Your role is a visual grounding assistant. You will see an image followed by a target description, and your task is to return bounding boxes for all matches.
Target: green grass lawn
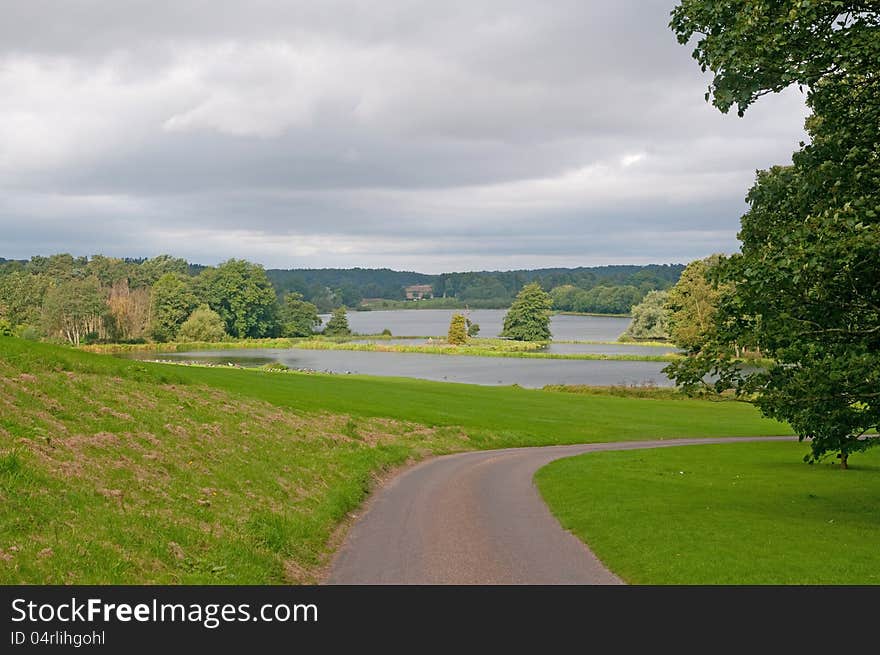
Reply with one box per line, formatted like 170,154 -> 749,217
535,441 -> 880,584
172,368 -> 788,447
0,337 -> 792,584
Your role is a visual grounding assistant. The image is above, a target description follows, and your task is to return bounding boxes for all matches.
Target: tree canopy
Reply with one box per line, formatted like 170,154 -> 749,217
177,305 -> 227,342
622,290 -> 670,342
502,283 -> 552,342
447,313 -> 468,345
322,306 -> 351,337
149,273 -> 197,343
196,259 -> 278,339
279,292 -> 321,338
665,255 -> 731,352
666,0 -> 880,467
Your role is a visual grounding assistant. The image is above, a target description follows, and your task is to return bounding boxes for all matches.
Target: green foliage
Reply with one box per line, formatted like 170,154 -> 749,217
466,319 -> 480,338
670,1 -> 879,117
196,259 -> 279,339
322,307 -> 351,337
131,254 -> 189,287
622,290 -> 670,342
447,313 -> 468,345
149,273 -> 197,342
177,305 -> 227,342
278,292 -> 321,337
0,318 -> 13,337
502,283 -> 552,341
268,265 -> 684,310
0,271 -> 48,328
550,284 -> 644,314
667,1 -> 880,466
41,277 -> 106,346
381,328 -> 392,336
665,256 -> 731,352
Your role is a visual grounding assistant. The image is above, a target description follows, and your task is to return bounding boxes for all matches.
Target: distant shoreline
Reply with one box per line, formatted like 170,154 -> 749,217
81,335 -> 679,362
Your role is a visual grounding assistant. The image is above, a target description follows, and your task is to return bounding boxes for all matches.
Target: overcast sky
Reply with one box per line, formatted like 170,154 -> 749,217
0,0 -> 809,273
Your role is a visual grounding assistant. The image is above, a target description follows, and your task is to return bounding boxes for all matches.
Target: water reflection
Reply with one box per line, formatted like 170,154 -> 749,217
126,348 -> 674,389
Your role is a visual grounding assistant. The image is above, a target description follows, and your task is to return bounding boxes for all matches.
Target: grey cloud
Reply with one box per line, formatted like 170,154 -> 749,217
0,1 -> 809,271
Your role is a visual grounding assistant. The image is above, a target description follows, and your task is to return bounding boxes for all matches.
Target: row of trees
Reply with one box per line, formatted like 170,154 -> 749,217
622,255 -> 729,351
549,284 -> 647,315
444,283 -> 552,345
269,264 -> 683,310
0,254 -> 679,343
0,255 -> 328,344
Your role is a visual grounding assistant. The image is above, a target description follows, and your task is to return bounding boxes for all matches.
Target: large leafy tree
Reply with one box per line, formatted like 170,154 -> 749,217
0,271 -> 48,329
279,292 -> 321,337
666,1 -> 880,467
149,273 -> 198,342
622,290 -> 670,342
502,283 -> 552,341
196,259 -> 279,339
41,277 -> 106,345
665,255 -> 731,352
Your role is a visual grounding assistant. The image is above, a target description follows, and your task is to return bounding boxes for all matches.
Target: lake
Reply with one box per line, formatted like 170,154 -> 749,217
319,309 -> 632,341
132,348 -> 675,389
124,312 -> 678,388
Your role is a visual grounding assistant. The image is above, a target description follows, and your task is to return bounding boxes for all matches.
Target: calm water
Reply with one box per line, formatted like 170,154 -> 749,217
319,309 -> 631,341
131,348 -> 674,388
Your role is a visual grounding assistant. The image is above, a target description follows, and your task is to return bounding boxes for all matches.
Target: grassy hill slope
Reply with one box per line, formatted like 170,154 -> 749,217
0,338 -> 790,583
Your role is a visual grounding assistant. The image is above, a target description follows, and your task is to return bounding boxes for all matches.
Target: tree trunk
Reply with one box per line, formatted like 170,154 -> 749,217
840,452 -> 848,470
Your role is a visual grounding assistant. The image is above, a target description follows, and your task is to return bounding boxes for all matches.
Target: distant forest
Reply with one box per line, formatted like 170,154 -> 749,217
268,264 -> 685,312
0,254 -> 684,344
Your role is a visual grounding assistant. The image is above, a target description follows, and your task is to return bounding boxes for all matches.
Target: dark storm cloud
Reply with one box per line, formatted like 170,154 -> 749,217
0,1 -> 808,271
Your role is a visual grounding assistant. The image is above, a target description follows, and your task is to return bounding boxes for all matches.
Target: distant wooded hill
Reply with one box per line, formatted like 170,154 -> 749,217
266,264 -> 685,312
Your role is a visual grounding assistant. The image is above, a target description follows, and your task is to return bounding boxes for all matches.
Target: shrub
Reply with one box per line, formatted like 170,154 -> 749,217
177,305 -> 227,342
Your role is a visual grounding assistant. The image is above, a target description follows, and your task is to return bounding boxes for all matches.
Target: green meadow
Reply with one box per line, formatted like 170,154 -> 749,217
0,337 -> 789,583
536,441 -> 880,584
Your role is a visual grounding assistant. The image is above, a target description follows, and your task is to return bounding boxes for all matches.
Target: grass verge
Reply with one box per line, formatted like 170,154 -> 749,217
535,441 -> 880,584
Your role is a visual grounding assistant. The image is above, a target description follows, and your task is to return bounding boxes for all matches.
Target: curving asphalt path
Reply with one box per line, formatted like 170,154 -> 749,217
326,436 -> 795,584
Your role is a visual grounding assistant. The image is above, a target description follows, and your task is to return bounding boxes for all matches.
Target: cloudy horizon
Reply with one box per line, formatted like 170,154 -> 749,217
0,1 -> 809,274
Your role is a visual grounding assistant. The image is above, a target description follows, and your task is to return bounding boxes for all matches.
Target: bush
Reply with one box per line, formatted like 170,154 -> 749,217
177,305 -> 227,342
18,326 -> 41,341
381,328 -> 392,336
0,319 -> 13,337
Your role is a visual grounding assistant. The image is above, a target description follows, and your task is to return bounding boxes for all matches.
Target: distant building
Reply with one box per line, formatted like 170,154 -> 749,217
405,284 -> 434,301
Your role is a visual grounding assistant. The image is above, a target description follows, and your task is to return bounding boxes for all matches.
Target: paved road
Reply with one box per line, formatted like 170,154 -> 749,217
326,436 -> 794,584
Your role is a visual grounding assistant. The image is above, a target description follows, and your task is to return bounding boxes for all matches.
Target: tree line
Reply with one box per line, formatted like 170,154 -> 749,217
621,254 -> 729,351
268,264 -> 683,312
0,254 -> 323,344
0,255 -> 683,343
